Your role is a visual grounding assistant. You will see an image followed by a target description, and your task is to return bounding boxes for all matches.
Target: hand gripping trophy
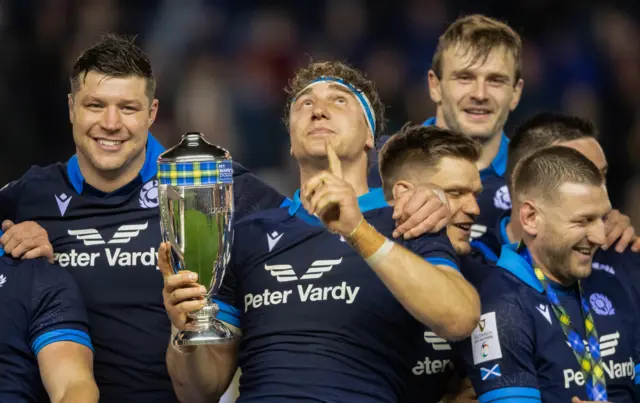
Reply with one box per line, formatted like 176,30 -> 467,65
157,132 -> 240,346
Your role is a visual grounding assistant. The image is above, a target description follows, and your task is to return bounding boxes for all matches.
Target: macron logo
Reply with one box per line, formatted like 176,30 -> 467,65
536,304 -> 552,324
267,231 -> 284,252
55,193 -> 72,216
0,274 -> 6,287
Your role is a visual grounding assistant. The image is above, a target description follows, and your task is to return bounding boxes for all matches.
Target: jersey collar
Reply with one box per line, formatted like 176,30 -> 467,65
422,117 -> 509,178
66,132 -> 165,195
498,214 -> 512,245
497,242 -> 544,293
288,188 -> 388,227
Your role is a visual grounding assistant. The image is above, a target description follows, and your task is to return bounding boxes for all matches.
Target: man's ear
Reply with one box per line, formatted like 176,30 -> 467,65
392,180 -> 415,201
520,200 -> 539,237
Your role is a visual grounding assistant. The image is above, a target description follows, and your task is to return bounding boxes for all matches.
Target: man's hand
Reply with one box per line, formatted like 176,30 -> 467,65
391,185 -> 450,239
0,220 -> 54,263
300,139 -> 363,236
158,242 -> 208,331
602,209 -> 640,253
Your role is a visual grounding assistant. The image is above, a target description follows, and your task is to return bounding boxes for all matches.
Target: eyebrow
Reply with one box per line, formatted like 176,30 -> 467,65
451,69 -> 511,81
443,184 -> 484,194
296,83 -> 353,100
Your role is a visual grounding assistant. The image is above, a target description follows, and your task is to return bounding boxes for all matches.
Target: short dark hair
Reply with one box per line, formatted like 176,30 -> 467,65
70,33 -> 156,101
378,124 -> 481,199
283,60 -> 385,137
512,145 -> 604,204
431,14 -> 522,84
506,112 -> 598,190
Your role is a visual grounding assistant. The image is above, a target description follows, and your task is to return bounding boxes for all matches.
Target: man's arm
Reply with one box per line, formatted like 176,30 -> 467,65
166,326 -> 240,403
347,221 -> 480,340
37,341 -> 98,403
301,141 -> 478,339
159,242 -> 240,402
28,259 -> 97,402
453,291 -> 541,403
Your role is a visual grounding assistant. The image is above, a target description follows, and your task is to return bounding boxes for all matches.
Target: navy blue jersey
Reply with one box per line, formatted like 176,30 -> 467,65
470,213 -> 510,264
474,214 -> 640,309
367,118 -> 511,240
455,243 -> 640,403
216,188 -> 459,402
0,252 -> 93,402
0,134 -> 286,402
407,251 -> 497,403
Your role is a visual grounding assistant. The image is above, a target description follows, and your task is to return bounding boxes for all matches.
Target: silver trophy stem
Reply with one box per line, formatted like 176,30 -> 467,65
173,302 -> 241,347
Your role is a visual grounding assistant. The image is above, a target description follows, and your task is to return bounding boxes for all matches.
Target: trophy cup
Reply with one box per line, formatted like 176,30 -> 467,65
157,132 -> 240,346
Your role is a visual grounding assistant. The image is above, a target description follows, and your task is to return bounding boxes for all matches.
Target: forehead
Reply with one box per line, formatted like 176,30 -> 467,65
558,138 -> 607,171
552,182 -> 611,215
296,81 -> 354,99
76,71 -> 148,98
429,156 -> 482,189
441,44 -> 517,76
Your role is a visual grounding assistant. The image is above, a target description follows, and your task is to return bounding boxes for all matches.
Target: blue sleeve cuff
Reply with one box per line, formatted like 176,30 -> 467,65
279,198 -> 292,208
31,329 -> 93,356
479,387 -> 541,403
426,257 -> 459,271
635,363 -> 640,384
214,299 -> 240,328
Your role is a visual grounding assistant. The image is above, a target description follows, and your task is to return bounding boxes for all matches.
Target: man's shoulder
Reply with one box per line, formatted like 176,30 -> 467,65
2,163 -> 67,191
477,268 -> 531,306
0,256 -> 75,297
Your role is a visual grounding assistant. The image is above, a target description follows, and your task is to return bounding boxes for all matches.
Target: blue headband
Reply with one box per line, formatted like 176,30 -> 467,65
296,76 -> 376,137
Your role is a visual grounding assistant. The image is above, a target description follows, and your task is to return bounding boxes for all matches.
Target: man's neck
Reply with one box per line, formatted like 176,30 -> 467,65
527,245 -> 575,287
505,210 -> 521,243
433,112 -> 503,171
76,150 -> 146,194
298,156 -> 369,197
475,132 -> 503,171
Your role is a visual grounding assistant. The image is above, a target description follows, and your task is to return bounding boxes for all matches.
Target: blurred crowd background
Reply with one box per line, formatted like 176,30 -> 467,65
1,0 -> 640,225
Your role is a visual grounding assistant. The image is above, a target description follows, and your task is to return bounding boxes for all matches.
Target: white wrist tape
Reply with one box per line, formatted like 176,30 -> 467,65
364,238 -> 394,266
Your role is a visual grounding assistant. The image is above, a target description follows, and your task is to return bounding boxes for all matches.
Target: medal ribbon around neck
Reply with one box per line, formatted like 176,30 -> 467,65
517,242 -> 608,401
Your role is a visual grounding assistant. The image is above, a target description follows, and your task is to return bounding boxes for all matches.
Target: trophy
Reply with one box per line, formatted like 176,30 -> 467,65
157,132 -> 240,346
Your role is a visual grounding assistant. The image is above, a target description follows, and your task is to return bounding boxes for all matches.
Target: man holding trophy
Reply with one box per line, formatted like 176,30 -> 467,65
159,61 -> 481,402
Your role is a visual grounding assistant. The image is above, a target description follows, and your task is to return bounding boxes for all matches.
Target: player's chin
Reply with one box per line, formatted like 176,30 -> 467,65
569,258 -> 593,280
90,154 -> 131,172
452,238 -> 472,256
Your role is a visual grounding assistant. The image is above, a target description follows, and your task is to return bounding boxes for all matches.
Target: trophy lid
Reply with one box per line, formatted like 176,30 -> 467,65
158,132 -> 231,162
157,133 -> 233,186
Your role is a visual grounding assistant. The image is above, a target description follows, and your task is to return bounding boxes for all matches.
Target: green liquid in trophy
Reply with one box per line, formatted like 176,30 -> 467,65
183,209 -> 220,292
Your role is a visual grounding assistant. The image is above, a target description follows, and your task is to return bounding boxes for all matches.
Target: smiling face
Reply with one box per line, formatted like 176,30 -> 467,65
426,156 -> 482,254
288,81 -> 373,162
69,70 -> 158,181
525,182 -> 611,283
428,45 -> 523,141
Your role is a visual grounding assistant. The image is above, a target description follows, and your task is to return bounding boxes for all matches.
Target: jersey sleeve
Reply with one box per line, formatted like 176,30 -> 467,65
232,162 -> 286,222
403,229 -> 459,271
213,236 -> 241,328
453,287 -> 541,403
28,259 -> 93,356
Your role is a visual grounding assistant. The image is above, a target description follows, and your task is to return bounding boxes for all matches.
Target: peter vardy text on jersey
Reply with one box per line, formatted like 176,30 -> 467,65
53,223 -> 158,269
244,282 -> 360,312
54,247 -> 158,268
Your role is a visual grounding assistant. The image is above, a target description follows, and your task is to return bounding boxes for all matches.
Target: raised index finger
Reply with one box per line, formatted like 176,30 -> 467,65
325,138 -> 342,179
